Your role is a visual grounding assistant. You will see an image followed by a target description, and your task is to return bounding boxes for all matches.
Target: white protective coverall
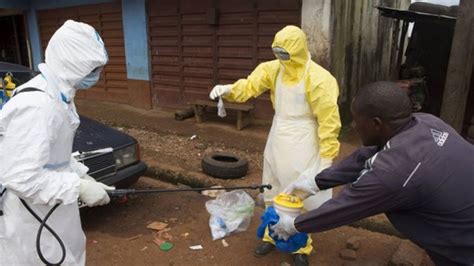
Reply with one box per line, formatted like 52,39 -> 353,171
0,20 -> 108,265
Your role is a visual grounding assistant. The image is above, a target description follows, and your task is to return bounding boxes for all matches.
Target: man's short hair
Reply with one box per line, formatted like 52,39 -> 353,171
353,81 -> 412,122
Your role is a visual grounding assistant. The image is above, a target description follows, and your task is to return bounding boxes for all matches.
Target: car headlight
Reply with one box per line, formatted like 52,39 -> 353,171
114,144 -> 138,169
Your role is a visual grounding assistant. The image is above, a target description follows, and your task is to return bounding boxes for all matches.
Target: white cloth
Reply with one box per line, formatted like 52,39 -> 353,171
0,20 -> 107,265
217,97 -> 227,118
262,61 -> 332,210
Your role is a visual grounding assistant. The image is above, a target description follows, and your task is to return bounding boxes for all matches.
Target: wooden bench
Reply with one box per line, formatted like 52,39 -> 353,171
190,99 -> 255,130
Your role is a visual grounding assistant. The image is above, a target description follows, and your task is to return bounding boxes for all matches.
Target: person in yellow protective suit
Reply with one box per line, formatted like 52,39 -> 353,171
209,25 -> 341,266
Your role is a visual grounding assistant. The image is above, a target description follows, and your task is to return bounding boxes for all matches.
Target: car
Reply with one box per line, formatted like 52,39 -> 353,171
0,62 -> 147,202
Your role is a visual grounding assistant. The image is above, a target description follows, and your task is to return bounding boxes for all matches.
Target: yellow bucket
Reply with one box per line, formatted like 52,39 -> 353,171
273,193 -> 303,217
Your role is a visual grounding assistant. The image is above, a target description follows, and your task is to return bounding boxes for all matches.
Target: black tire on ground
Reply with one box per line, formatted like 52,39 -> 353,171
201,152 -> 249,179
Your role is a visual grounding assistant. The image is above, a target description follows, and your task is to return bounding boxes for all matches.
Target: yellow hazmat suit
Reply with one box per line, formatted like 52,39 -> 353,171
225,26 -> 340,160
217,25 -> 341,255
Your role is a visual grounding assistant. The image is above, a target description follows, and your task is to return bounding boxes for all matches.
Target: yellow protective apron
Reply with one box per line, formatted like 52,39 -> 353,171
262,61 -> 332,208
262,62 -> 332,255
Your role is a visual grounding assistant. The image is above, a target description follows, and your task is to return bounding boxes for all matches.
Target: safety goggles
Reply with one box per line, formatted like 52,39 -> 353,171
272,47 -> 290,61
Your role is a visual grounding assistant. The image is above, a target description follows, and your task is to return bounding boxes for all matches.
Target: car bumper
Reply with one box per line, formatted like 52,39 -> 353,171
98,161 -> 147,188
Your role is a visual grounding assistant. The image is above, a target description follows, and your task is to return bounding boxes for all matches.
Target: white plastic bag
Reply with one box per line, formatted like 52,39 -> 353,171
205,190 -> 255,240
217,97 -> 227,118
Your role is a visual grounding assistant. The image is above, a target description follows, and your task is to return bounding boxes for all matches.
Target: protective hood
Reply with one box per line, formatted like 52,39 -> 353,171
39,20 -> 108,101
271,25 -> 310,85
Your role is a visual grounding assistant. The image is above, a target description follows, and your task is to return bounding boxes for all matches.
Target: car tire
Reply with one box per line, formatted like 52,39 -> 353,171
201,152 -> 249,179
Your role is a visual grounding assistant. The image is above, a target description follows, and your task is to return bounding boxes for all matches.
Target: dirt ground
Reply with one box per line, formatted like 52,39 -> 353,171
83,177 -> 432,266
77,100 -> 431,265
122,126 -> 265,186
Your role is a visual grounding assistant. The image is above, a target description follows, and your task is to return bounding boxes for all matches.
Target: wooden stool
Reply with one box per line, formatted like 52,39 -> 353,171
191,99 -> 255,130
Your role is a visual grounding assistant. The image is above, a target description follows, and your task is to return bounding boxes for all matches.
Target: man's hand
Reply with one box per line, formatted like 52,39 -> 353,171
209,84 -> 232,100
270,213 -> 298,241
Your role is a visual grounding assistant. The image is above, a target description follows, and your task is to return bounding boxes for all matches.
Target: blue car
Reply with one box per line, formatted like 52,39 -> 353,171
0,62 -> 147,195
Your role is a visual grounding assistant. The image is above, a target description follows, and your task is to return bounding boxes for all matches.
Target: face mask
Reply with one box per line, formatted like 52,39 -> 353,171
76,67 -> 103,90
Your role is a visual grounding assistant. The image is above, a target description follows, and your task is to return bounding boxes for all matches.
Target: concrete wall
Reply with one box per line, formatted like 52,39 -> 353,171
301,0 -> 332,69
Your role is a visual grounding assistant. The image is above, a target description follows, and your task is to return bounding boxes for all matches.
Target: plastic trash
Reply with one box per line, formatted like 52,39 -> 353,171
189,245 -> 203,250
159,242 -> 173,251
217,97 -> 227,118
205,190 -> 255,240
221,239 -> 229,247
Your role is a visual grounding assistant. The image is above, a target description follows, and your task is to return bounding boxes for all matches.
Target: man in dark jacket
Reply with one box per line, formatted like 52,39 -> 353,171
272,81 -> 474,265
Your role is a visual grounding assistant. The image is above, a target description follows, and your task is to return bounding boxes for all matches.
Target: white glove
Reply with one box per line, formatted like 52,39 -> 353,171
270,213 -> 298,241
79,179 -> 115,207
283,158 -> 332,200
283,172 -> 320,200
209,85 -> 232,100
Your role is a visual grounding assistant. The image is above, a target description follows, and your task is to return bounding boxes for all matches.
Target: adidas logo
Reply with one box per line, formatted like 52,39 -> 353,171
431,129 -> 449,147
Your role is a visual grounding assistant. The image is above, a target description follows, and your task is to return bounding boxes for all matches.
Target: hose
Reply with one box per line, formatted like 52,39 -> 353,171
16,183 -> 272,265
20,199 -> 66,266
